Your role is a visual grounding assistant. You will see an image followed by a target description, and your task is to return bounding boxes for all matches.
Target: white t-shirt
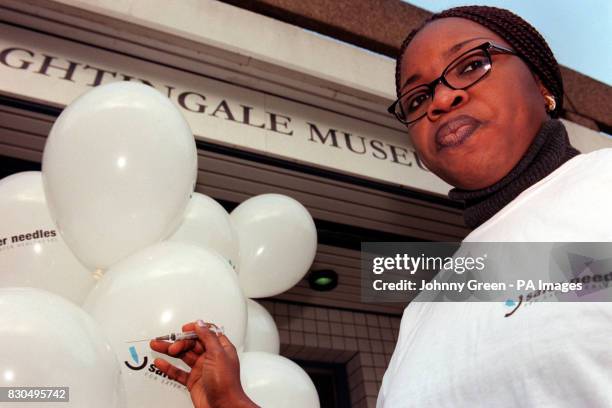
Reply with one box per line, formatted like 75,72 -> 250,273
377,148 -> 612,408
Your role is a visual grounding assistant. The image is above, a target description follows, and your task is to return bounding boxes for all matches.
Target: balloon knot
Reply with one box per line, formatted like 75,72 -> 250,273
93,268 -> 105,280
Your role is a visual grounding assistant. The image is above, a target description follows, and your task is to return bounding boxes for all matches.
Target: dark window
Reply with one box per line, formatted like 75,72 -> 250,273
0,155 -> 41,180
294,359 -> 352,408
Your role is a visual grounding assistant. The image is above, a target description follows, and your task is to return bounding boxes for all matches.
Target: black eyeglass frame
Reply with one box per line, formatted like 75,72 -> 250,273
388,41 -> 517,125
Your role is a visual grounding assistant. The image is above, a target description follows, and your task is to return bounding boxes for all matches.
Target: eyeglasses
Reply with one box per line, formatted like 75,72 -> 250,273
388,42 -> 517,125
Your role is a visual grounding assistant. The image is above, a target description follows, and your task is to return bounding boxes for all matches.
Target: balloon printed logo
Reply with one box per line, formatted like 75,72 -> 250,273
124,346 -> 148,370
123,345 -> 186,391
0,229 -> 58,252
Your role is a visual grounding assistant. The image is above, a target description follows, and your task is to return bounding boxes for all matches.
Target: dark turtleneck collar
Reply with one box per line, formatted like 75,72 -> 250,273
448,119 -> 580,229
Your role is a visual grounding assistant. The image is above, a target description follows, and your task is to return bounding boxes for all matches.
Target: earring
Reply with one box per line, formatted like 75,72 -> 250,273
544,95 -> 556,112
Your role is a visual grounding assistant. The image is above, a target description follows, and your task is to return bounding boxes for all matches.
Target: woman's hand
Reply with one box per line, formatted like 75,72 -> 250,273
150,320 -> 258,408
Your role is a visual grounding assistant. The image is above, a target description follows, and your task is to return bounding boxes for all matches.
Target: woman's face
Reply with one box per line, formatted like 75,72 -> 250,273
399,18 -> 549,189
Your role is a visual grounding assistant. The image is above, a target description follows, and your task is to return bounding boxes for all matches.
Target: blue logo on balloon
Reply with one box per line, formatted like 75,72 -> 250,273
124,346 -> 148,370
129,346 -> 139,364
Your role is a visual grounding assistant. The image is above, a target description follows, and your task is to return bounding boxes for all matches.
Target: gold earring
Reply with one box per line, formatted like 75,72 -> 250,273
544,95 -> 556,112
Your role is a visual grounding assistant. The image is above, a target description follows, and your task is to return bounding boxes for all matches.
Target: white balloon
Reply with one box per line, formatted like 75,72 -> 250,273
42,82 -> 198,270
169,193 -> 239,272
231,194 -> 317,298
240,352 -> 320,408
0,288 -> 126,408
83,242 -> 247,408
0,172 -> 95,304
244,299 -> 280,354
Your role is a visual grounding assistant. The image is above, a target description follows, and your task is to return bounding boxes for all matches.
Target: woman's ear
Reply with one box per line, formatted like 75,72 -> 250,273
535,77 -> 556,113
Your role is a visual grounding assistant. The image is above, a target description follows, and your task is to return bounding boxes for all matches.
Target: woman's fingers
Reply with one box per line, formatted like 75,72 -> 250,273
217,334 -> 239,364
151,339 -> 199,356
194,320 -> 223,354
181,351 -> 201,367
169,339 -> 197,355
154,358 -> 190,386
170,337 -> 204,355
150,340 -> 172,355
151,320 -> 220,363
218,334 -> 237,353
180,322 -> 207,354
150,336 -> 204,357
182,322 -> 197,331
150,340 -> 202,368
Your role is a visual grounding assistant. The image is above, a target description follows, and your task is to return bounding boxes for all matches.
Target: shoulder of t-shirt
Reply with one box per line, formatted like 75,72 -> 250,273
553,147 -> 612,183
532,147 -> 612,186
463,148 -> 612,241
574,147 -> 612,170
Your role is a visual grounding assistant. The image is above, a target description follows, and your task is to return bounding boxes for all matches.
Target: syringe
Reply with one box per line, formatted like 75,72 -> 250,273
151,331 -> 199,342
127,325 -> 225,343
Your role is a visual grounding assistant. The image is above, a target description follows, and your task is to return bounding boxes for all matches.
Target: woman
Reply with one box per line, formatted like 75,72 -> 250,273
380,6 -> 612,408
152,6 -> 612,407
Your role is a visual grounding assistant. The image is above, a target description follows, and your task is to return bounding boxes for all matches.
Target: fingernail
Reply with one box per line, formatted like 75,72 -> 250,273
196,319 -> 206,328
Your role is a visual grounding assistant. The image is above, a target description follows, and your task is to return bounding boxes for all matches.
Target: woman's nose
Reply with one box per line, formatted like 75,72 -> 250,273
426,86 -> 470,121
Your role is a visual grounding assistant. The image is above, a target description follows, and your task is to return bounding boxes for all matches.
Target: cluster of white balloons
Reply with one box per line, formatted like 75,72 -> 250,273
0,82 -> 319,408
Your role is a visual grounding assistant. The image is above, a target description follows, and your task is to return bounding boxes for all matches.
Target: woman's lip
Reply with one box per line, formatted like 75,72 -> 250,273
435,115 -> 482,150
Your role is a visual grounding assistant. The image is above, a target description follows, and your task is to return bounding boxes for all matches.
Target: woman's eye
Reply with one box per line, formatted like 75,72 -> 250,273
407,93 -> 429,112
460,59 -> 486,74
